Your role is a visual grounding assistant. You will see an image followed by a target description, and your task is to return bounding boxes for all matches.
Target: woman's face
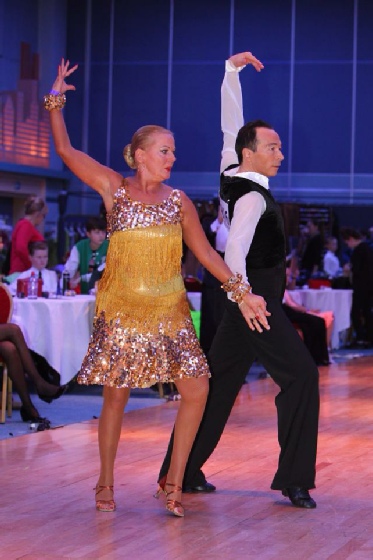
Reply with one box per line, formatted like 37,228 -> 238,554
138,132 -> 176,182
34,206 -> 48,226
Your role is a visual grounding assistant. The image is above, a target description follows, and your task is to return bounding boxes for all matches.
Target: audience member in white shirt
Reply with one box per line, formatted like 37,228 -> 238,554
9,240 -> 58,295
323,236 -> 341,278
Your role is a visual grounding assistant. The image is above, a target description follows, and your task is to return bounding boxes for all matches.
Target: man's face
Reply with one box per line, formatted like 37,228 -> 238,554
87,229 -> 106,250
244,127 -> 284,177
30,249 -> 48,270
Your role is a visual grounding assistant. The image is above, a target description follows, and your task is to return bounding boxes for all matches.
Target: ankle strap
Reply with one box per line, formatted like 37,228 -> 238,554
95,485 -> 114,496
165,482 -> 182,496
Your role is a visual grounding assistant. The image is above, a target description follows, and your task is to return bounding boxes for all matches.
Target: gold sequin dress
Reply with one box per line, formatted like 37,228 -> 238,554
78,180 -> 210,388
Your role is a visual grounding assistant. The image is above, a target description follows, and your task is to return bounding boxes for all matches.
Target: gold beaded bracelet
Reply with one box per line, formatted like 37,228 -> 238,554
43,92 -> 66,111
221,273 -> 252,305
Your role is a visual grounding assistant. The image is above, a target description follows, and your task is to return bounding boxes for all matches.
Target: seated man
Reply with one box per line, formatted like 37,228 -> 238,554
9,240 -> 58,295
63,216 -> 108,294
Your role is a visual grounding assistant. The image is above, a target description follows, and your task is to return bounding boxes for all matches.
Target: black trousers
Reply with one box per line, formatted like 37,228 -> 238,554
351,290 -> 373,343
159,266 -> 320,491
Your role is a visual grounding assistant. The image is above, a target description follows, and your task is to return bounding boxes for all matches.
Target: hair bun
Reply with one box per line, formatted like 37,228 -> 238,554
123,144 -> 136,169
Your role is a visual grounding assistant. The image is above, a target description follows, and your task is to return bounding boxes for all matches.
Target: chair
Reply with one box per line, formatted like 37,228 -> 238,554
0,283 -> 13,423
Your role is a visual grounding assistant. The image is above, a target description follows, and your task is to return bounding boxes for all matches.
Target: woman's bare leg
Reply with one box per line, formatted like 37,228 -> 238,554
96,385 -> 131,502
165,375 -> 209,505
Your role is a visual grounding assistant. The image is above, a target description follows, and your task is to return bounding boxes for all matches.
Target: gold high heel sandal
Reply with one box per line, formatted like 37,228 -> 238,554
94,485 -> 116,512
154,476 -> 184,517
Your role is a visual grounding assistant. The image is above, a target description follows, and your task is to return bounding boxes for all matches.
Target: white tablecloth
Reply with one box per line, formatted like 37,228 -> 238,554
288,289 -> 353,349
12,295 -> 96,384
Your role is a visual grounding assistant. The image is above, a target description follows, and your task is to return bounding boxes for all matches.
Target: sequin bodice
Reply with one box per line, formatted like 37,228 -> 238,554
107,181 -> 182,235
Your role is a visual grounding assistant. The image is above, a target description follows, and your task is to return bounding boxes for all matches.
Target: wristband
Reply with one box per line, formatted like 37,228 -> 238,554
50,89 -> 60,95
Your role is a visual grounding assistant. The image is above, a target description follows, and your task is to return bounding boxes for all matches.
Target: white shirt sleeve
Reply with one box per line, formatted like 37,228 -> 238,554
220,60 -> 245,173
63,245 -> 80,277
224,191 -> 266,293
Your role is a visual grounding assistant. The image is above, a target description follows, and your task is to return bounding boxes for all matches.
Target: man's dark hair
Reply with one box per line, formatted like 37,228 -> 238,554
235,119 -> 273,164
340,227 -> 362,241
28,240 -> 48,255
86,216 -> 107,232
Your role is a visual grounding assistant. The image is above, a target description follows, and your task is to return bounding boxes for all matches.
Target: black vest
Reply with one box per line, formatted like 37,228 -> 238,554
220,167 -> 286,271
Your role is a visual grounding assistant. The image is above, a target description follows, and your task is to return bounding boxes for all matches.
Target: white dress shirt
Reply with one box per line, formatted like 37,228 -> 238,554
220,60 -> 268,293
323,250 -> 341,278
9,266 -> 58,294
210,218 -> 229,253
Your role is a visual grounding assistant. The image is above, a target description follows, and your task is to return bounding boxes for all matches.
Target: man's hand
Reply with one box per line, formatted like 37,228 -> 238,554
229,51 -> 264,72
239,292 -> 271,332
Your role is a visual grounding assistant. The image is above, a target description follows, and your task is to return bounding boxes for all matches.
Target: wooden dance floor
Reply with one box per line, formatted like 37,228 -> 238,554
2,356 -> 373,559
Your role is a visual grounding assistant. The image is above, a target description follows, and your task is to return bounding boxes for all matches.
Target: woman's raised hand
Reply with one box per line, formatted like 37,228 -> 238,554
229,51 -> 264,72
51,58 -> 79,94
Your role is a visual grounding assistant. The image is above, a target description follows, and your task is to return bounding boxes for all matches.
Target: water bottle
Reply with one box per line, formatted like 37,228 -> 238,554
28,271 -> 38,299
62,270 -> 70,294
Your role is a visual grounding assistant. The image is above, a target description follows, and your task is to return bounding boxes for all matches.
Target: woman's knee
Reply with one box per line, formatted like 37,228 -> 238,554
0,340 -> 17,362
177,375 -> 209,404
102,386 -> 130,410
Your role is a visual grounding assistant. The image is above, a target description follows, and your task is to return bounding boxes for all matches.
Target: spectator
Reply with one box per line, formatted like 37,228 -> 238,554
300,219 -> 323,281
0,323 -> 66,426
283,267 -> 334,364
10,196 -> 47,274
199,204 -> 229,353
341,227 -> 373,348
63,216 -> 108,294
323,236 -> 342,278
9,241 -> 58,295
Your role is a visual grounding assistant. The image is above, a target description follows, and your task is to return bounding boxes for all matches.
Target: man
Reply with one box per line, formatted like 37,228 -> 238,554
300,219 -> 324,281
341,227 -> 373,348
159,51 -> 319,509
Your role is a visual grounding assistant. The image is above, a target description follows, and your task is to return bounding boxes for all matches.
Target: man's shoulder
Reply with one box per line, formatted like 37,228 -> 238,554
220,176 -> 267,202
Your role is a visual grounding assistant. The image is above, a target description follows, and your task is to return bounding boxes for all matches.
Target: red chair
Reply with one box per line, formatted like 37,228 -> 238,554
0,283 -> 13,422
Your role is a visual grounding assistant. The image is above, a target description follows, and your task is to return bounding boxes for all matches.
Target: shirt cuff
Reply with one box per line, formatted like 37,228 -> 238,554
225,59 -> 246,73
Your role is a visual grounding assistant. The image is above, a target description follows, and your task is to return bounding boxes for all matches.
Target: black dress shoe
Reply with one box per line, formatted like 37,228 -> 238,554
282,487 -> 316,509
183,481 -> 216,493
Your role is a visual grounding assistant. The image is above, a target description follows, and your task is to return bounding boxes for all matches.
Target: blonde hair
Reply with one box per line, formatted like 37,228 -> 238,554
123,125 -> 173,169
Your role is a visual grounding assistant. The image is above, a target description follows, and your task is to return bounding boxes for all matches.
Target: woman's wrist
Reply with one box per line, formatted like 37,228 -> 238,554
221,273 -> 252,305
43,92 -> 66,111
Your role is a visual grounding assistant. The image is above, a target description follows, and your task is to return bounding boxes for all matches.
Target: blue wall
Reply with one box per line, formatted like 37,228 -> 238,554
1,0 -> 373,210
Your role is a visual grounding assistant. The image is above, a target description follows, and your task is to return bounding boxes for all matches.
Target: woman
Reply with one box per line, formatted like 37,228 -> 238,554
0,323 -> 66,426
45,58 -> 269,517
10,196 -> 47,274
